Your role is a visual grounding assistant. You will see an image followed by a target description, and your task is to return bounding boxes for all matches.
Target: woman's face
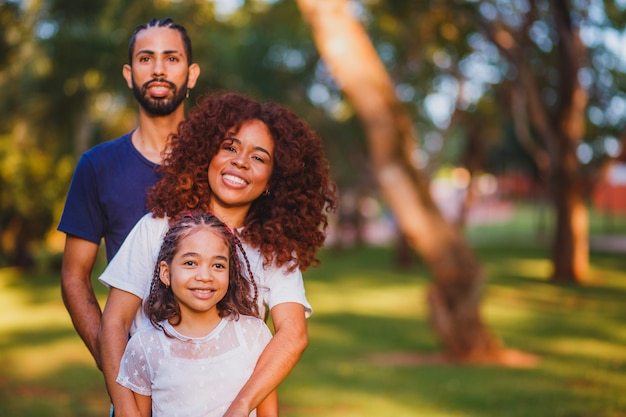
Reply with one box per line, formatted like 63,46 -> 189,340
207,119 -> 274,222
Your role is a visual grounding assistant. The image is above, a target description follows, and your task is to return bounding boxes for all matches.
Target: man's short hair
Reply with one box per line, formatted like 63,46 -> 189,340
128,17 -> 193,66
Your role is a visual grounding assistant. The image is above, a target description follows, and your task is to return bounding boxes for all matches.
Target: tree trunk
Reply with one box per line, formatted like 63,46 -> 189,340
551,151 -> 588,281
297,0 -> 502,362
484,0 -> 589,283
548,0 -> 589,282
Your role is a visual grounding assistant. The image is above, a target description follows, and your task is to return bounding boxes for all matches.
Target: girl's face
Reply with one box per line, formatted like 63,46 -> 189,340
207,119 -> 274,223
160,228 -> 230,324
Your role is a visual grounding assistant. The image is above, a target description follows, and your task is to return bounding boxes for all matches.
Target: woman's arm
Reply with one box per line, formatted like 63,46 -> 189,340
222,302 -> 308,417
133,393 -> 151,417
255,389 -> 278,417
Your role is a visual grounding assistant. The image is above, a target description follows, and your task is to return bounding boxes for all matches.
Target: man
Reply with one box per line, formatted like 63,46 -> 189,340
63,17 -> 309,417
58,16 -> 200,375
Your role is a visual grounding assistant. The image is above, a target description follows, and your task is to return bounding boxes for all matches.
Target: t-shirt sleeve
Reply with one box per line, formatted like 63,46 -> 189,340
57,154 -> 104,244
99,214 -> 164,299
116,333 -> 152,396
262,264 -> 312,318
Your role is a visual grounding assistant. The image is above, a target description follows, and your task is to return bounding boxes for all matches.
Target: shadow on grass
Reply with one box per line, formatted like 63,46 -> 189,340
1,259 -> 109,306
0,326 -> 79,351
0,361 -> 109,417
0,325 -> 110,417
284,310 -> 625,417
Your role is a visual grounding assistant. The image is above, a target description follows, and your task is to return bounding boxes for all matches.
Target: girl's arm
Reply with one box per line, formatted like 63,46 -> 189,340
134,393 -> 151,417
255,389 -> 278,417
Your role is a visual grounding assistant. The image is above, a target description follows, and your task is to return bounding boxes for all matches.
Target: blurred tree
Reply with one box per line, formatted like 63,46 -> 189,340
295,0 -> 626,357
0,0 -> 69,266
297,0 -> 502,363
331,0 -> 626,284
474,0 -> 623,283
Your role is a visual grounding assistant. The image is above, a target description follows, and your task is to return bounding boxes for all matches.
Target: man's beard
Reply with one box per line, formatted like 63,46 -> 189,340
132,77 -> 188,116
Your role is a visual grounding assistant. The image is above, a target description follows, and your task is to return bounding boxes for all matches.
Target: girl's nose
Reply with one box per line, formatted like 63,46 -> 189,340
195,265 -> 213,281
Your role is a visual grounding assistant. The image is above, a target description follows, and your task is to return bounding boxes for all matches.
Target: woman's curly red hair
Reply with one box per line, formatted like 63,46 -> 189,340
147,91 -> 337,271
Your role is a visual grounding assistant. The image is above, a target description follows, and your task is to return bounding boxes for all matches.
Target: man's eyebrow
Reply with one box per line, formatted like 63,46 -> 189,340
135,49 -> 183,57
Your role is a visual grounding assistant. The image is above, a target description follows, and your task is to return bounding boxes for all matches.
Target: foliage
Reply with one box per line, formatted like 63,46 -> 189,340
1,0 -> 626,265
359,0 -> 626,167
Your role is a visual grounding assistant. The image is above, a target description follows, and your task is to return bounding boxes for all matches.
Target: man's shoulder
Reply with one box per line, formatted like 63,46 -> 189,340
82,132 -> 134,161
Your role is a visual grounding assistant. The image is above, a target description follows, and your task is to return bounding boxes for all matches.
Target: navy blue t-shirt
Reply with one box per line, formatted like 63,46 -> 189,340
58,132 -> 161,262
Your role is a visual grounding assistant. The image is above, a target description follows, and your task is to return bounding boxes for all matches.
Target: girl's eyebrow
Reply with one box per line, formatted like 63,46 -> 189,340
225,137 -> 272,159
180,252 -> 229,261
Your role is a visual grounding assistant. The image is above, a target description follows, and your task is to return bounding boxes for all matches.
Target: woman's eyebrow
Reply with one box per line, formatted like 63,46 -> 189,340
225,137 -> 272,158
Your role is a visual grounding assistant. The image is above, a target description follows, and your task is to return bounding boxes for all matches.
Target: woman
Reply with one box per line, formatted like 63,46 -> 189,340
98,91 -> 337,417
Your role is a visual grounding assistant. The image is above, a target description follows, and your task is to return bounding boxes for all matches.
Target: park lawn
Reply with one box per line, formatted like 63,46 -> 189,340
0,232 -> 625,416
280,244 -> 626,417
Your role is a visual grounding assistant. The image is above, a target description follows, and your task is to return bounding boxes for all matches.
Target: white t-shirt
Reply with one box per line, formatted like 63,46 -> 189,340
99,213 -> 312,335
117,315 -> 272,417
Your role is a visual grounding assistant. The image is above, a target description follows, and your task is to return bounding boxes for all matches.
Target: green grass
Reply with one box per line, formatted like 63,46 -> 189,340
1,206 -> 625,416
282,245 -> 626,417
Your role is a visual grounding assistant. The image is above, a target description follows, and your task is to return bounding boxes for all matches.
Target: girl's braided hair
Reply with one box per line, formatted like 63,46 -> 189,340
144,211 -> 259,329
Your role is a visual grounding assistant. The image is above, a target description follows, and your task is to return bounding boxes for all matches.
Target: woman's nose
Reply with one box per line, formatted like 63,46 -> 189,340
231,154 -> 248,169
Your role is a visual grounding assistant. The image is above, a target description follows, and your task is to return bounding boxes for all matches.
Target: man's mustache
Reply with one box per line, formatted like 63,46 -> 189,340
142,78 -> 177,93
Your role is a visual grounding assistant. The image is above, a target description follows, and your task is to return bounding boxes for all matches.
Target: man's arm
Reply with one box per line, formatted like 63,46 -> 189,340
223,302 -> 308,417
99,287 -> 143,417
60,235 -> 102,369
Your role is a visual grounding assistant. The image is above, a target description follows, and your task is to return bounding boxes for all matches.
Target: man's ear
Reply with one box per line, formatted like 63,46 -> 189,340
122,64 -> 133,89
187,63 -> 200,89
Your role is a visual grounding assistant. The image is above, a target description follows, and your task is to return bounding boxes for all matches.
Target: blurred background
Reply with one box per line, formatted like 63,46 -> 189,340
1,0 -> 625,416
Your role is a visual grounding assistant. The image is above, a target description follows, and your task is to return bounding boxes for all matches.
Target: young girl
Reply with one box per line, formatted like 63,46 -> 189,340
116,212 -> 276,417
100,92 -> 337,417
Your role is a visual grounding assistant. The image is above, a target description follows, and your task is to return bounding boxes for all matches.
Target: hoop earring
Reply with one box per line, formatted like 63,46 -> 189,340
262,189 -> 270,196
